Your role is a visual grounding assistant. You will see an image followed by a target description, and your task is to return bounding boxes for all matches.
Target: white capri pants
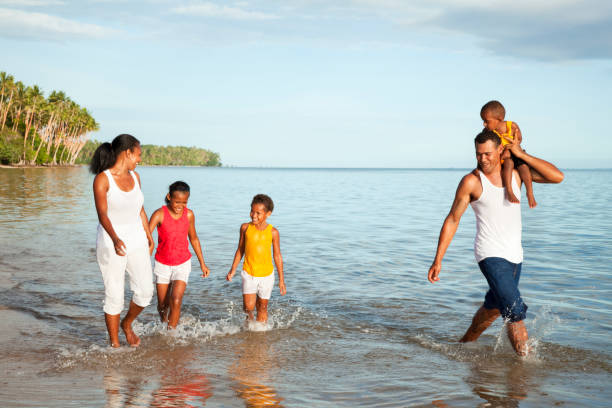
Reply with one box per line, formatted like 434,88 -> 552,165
97,246 -> 154,315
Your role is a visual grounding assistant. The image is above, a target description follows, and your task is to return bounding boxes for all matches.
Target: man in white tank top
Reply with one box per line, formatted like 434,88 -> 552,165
427,129 -> 564,355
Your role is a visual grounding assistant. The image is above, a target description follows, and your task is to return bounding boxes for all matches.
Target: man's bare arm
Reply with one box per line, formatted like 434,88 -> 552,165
504,137 -> 564,184
428,174 -> 477,283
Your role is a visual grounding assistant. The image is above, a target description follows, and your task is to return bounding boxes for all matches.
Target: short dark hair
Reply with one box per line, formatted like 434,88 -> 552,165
474,129 -> 501,146
251,194 -> 274,213
480,100 -> 505,119
165,181 -> 190,204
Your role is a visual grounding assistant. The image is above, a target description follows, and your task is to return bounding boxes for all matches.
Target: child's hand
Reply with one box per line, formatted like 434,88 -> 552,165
200,264 -> 210,278
226,270 -> 235,281
279,281 -> 286,296
113,237 -> 127,256
504,134 -> 524,157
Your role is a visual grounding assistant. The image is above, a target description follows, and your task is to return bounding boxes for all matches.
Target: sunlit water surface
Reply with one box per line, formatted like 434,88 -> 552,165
0,167 -> 610,407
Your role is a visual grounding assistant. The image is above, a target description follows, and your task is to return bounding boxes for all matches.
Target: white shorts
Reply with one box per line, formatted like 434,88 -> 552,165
97,245 -> 154,315
241,270 -> 275,300
154,259 -> 192,284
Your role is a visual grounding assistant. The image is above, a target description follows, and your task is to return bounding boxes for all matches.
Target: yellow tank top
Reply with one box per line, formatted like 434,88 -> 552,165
243,223 -> 274,277
493,121 -> 513,146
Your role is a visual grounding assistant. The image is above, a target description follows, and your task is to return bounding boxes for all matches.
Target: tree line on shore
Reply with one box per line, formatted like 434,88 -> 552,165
76,140 -> 221,167
0,71 -> 99,165
1,71 -> 221,167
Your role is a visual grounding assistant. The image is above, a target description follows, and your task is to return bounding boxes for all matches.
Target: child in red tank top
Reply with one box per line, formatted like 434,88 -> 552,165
148,181 -> 210,329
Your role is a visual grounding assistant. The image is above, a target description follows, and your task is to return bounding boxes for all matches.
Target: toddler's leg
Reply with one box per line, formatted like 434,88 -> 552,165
156,283 -> 171,323
255,297 -> 269,323
518,163 -> 537,208
242,294 -> 256,321
502,156 -> 520,203
167,280 -> 187,329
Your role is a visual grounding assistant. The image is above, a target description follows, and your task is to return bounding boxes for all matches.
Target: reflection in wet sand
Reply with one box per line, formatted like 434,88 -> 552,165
102,347 -> 212,408
466,360 -> 532,408
150,368 -> 212,408
433,357 -> 536,408
104,369 -> 152,408
229,333 -> 284,407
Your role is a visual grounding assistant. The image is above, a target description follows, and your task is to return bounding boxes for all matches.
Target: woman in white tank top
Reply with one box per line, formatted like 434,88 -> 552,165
91,134 -> 154,348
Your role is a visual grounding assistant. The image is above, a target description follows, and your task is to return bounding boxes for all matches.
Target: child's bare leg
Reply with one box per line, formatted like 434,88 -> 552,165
255,297 -> 269,323
167,280 -> 187,329
459,306 -> 500,343
242,294 -> 256,321
104,313 -> 121,347
503,155 -> 520,203
120,300 -> 144,347
518,163 -> 537,208
507,320 -> 530,356
156,283 -> 170,323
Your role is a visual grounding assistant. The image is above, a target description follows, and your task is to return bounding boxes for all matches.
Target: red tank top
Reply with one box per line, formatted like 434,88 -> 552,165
154,206 -> 191,266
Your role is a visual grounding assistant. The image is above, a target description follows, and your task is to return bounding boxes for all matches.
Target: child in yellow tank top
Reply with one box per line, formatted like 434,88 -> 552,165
480,101 -> 537,208
226,194 -> 286,324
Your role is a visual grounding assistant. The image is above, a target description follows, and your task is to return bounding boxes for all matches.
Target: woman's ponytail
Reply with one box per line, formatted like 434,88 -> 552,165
89,142 -> 115,174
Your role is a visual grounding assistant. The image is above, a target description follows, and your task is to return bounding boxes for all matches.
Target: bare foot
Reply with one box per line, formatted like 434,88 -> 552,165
120,319 -> 141,347
157,305 -> 168,323
527,194 -> 537,209
506,189 -> 520,204
110,342 -> 120,348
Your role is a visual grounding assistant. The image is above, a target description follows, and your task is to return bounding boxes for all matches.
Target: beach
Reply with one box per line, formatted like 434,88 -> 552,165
0,166 -> 610,407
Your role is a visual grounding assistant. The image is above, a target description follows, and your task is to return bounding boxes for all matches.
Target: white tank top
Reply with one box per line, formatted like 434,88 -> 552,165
96,169 -> 147,252
471,170 -> 523,263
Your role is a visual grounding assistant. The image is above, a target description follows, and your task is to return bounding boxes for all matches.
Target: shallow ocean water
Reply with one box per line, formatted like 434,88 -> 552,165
0,166 -> 610,407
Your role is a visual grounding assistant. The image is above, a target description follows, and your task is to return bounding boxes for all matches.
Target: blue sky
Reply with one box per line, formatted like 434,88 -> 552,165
1,0 -> 611,167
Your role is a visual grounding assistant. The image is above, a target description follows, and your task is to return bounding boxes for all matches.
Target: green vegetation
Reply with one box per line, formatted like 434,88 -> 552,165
76,140 -> 221,167
1,72 -> 221,167
0,72 -> 99,165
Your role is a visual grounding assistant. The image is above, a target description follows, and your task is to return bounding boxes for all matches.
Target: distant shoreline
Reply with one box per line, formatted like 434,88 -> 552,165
2,164 -> 609,171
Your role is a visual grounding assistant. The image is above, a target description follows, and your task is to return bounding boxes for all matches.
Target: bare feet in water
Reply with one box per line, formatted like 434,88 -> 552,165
120,318 -> 141,347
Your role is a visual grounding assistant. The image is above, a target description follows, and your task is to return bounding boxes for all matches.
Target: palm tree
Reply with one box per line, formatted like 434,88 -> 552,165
23,85 -> 44,162
0,72 -> 15,130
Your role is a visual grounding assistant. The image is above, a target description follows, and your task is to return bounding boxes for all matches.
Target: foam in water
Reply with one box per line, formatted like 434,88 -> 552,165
54,301 -> 304,370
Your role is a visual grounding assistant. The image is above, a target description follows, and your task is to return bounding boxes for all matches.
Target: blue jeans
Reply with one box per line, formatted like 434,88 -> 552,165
478,257 -> 528,323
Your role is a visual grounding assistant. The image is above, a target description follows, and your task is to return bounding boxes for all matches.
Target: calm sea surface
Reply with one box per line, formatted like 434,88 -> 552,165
0,166 -> 610,407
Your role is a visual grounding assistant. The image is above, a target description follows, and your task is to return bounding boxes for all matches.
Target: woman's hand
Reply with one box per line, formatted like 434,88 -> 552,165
113,237 -> 127,256
147,235 -> 155,255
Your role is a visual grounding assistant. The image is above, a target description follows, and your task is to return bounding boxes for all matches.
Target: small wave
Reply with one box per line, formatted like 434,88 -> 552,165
54,301 -> 305,371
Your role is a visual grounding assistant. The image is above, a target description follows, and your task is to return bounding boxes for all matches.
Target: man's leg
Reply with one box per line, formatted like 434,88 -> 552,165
507,320 -> 529,356
460,305 -> 500,343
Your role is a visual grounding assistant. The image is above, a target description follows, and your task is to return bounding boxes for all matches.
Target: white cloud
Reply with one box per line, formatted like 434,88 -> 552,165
346,0 -> 612,60
171,1 -> 279,20
0,0 -> 65,5
0,8 -> 116,40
